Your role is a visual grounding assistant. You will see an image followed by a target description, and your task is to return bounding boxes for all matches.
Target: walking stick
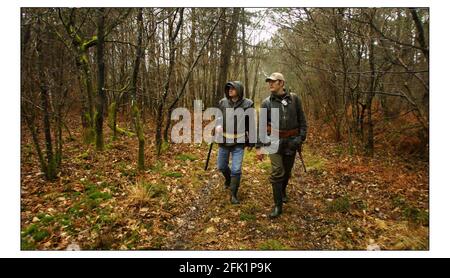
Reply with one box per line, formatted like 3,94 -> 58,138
297,143 -> 307,173
204,142 -> 214,170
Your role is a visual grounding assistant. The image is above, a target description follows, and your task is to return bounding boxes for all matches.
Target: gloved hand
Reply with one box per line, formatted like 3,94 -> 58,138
300,133 -> 306,143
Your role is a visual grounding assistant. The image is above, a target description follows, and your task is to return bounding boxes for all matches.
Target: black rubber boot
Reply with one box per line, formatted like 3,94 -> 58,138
230,176 -> 240,204
282,178 -> 289,203
222,168 -> 231,189
269,182 -> 283,218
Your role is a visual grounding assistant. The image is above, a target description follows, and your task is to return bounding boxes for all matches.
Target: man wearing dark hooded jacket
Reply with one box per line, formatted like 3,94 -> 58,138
215,81 -> 254,204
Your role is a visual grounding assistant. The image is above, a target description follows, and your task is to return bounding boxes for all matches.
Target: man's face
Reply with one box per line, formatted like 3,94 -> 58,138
228,87 -> 238,98
268,80 -> 283,93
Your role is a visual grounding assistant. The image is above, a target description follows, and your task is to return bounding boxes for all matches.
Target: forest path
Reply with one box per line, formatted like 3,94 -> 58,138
162,141 -> 429,250
163,171 -> 220,249
21,126 -> 429,250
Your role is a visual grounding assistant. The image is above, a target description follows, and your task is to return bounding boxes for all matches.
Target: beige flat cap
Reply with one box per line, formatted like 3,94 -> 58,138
265,72 -> 285,82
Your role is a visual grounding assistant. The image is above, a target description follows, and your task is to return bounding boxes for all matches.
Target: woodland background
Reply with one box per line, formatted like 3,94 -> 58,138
20,8 -> 428,250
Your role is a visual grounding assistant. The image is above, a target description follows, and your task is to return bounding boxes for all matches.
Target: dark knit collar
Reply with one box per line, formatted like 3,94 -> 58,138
270,91 -> 291,101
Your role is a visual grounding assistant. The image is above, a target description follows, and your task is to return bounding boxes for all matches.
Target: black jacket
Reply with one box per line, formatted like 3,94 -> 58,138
216,81 -> 255,147
257,90 -> 308,154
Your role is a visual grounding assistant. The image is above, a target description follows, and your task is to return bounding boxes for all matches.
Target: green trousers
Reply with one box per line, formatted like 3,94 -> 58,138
268,152 -> 296,184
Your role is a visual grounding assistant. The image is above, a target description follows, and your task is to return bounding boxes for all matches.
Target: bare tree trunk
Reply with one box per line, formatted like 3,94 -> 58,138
241,9 -> 249,98
55,47 -> 67,167
332,11 -> 353,153
108,101 -> 117,140
36,18 -> 56,180
95,8 -> 106,151
77,53 -> 96,144
216,8 -> 240,104
250,55 -> 260,101
22,14 -> 47,175
24,113 -> 47,174
155,8 -> 184,155
58,9 -> 97,143
188,9 -> 197,100
131,8 -> 146,170
163,10 -> 224,140
365,27 -> 376,156
409,8 -> 429,62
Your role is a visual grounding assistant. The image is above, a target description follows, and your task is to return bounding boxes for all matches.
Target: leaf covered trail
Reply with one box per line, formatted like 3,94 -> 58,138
21,122 -> 428,250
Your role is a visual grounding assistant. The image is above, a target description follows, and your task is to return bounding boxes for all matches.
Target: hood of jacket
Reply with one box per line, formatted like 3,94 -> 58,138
225,81 -> 244,100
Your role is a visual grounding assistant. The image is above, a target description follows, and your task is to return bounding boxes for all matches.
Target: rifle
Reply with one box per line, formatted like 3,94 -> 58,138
204,142 -> 214,170
297,143 -> 307,172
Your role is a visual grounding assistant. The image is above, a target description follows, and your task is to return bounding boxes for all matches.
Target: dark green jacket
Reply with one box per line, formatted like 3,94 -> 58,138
257,90 -> 308,154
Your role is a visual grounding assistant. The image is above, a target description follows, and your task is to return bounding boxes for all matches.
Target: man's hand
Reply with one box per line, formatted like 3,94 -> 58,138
256,148 -> 264,161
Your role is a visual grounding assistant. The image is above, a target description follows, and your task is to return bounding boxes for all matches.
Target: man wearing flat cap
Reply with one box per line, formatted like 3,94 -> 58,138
256,72 -> 308,218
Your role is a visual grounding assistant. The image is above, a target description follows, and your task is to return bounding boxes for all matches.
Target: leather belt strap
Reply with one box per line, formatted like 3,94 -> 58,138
269,128 -> 299,138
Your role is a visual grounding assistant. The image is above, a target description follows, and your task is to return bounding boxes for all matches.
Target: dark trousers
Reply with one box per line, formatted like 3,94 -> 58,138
268,152 -> 296,184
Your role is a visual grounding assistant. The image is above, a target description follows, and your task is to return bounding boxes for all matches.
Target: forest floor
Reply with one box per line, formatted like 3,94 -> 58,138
20,119 -> 429,250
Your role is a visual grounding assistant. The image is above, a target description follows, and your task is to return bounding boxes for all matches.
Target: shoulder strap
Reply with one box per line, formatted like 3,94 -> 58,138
289,92 -> 295,108
290,92 -> 301,127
